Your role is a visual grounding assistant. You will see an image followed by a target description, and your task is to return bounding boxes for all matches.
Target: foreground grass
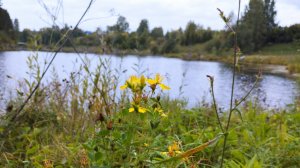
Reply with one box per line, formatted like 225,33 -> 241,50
1,98 -> 300,167
0,59 -> 299,167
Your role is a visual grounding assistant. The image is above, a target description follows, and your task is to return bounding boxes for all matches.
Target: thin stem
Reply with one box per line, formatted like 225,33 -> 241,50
220,0 -> 241,167
208,76 -> 224,133
232,79 -> 259,110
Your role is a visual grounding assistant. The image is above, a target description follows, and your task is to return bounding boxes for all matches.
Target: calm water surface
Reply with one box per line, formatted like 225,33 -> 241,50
0,51 -> 299,110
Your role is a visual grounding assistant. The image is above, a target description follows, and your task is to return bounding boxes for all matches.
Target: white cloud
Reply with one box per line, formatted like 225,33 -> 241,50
2,0 -> 300,31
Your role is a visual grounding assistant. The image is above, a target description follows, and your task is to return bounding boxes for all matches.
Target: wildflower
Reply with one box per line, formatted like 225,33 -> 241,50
43,159 -> 53,168
154,107 -> 167,117
168,141 -> 181,157
161,141 -> 182,157
79,150 -> 89,167
129,104 -> 147,113
147,73 -> 170,91
120,75 -> 146,92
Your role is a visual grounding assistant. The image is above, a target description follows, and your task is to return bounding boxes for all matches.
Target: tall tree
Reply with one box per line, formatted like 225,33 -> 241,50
184,21 -> 197,45
108,16 -> 129,32
136,19 -> 150,49
264,0 -> 277,30
150,27 -> 164,39
239,0 -> 267,52
107,16 -> 130,49
136,19 -> 149,35
13,18 -> 19,32
0,8 -> 13,32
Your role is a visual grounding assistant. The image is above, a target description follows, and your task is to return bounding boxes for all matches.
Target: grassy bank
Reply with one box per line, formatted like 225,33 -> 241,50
7,41 -> 300,75
0,55 -> 299,167
67,42 -> 300,74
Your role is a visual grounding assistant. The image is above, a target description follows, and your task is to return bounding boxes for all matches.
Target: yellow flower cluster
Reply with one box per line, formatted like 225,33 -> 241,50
120,74 -> 170,92
120,75 -> 147,93
161,141 -> 182,157
120,74 -> 170,116
147,74 -> 170,91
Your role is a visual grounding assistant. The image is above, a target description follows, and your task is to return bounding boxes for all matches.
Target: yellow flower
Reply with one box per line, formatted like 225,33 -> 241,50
129,107 -> 135,112
138,106 -> 147,113
161,113 -> 167,117
154,107 -> 167,117
120,75 -> 147,92
43,160 -> 53,168
166,141 -> 181,157
147,73 -> 170,91
129,104 -> 147,113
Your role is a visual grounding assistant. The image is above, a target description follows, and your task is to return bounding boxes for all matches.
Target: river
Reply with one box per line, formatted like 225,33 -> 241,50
0,51 -> 299,110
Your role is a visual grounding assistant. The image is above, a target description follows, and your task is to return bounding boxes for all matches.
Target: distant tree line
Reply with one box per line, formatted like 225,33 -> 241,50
207,0 -> 300,54
1,0 -> 300,54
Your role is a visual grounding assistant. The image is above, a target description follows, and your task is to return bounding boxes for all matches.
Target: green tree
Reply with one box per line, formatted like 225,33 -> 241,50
0,6 -> 15,46
136,19 -> 149,35
239,0 -> 267,53
107,16 -> 130,49
264,0 -> 278,43
161,30 -> 181,53
128,32 -> 138,49
264,0 -> 277,30
13,18 -> 19,32
184,21 -> 197,45
150,27 -> 163,39
19,29 -> 33,43
13,18 -> 20,41
108,16 -> 129,32
39,26 -> 61,46
0,7 -> 13,32
136,19 -> 150,49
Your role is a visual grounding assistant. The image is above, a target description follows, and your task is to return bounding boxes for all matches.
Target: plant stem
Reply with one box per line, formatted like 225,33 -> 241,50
209,78 -> 224,133
220,0 -> 241,167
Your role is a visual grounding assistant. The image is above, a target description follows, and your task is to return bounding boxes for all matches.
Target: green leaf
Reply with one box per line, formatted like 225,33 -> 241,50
95,152 -> 103,161
26,145 -> 40,156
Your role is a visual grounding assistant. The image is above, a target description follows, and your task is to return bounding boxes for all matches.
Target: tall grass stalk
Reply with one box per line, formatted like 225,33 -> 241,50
219,0 -> 241,166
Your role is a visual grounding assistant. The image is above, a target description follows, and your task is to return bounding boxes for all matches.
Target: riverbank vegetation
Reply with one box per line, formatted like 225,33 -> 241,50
0,54 -> 299,167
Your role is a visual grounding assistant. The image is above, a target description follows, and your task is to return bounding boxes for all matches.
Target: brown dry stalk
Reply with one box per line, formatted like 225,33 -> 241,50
176,135 -> 221,159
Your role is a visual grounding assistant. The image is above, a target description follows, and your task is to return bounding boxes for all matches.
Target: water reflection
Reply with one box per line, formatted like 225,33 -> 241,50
0,51 -> 298,110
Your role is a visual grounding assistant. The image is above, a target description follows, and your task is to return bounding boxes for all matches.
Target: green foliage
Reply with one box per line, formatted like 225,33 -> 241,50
161,31 -> 179,53
13,18 -> 19,32
264,0 -> 277,30
184,21 -> 198,45
0,7 -> 16,48
150,27 -> 164,39
0,7 -> 13,32
107,15 -> 129,33
183,21 -> 213,46
239,0 -> 267,53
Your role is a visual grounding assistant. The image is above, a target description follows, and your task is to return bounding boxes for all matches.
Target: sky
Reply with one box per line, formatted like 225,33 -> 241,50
2,0 -> 300,32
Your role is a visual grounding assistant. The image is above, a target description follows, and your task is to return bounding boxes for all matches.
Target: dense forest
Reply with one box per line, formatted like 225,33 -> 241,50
1,0 -> 300,55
